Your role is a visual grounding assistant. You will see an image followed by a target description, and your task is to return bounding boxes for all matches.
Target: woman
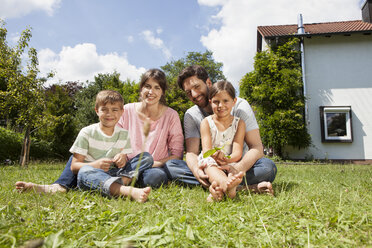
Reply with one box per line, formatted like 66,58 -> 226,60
118,68 -> 184,187
15,69 -> 184,192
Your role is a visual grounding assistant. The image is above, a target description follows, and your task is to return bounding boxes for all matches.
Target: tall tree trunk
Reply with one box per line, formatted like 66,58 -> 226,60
20,127 -> 31,167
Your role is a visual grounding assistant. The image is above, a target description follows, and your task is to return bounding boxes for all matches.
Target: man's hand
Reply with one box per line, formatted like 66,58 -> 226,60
92,158 -> 113,171
113,153 -> 127,168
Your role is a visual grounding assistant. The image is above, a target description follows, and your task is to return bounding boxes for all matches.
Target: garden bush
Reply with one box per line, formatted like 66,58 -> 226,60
0,127 -> 54,163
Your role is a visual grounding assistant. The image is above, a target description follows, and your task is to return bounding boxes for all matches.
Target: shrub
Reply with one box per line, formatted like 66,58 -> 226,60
0,127 -> 54,163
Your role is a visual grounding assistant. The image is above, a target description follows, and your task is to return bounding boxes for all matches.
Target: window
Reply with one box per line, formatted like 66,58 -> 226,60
319,106 -> 352,142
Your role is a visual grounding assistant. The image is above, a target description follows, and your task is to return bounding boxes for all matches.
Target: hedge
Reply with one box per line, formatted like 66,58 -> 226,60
0,127 -> 54,164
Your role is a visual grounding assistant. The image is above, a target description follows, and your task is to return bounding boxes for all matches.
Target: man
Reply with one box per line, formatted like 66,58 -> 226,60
165,65 -> 277,196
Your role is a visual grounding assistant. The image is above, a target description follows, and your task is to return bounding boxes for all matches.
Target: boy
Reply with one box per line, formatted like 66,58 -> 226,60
70,90 -> 152,202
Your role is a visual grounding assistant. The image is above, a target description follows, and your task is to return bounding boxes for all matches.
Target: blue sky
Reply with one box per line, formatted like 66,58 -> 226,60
0,0 -> 365,88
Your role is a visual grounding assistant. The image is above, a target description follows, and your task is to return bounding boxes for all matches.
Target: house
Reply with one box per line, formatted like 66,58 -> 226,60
256,0 -> 372,162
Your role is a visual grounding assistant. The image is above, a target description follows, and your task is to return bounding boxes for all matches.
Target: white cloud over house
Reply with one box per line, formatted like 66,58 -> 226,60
198,0 -> 362,88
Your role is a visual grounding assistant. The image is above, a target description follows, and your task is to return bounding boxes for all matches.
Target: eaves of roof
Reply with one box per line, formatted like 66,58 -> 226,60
257,20 -> 372,39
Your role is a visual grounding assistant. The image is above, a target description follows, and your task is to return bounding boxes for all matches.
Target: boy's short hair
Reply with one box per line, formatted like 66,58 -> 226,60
177,65 -> 209,91
95,90 -> 124,109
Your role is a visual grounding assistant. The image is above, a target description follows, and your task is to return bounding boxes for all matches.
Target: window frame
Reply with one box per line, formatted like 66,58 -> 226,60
319,106 -> 353,143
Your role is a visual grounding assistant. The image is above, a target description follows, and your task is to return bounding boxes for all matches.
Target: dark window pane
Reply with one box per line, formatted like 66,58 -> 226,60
326,113 -> 347,137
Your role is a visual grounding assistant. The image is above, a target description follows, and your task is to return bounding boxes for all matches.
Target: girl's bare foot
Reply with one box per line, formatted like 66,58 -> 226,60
15,182 -> 66,193
226,172 -> 244,199
208,181 -> 224,202
129,187 -> 151,203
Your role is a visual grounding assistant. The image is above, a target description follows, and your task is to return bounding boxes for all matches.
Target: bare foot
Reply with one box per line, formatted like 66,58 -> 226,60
207,181 -> 224,202
129,187 -> 151,203
226,172 -> 244,199
15,182 -> 66,193
256,181 -> 274,196
238,181 -> 274,196
121,176 -> 132,185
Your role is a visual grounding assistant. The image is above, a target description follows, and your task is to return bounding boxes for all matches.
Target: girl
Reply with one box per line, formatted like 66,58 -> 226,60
199,80 -> 245,201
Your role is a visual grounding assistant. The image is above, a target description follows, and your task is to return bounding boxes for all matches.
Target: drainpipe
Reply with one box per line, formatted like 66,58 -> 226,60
297,14 -> 308,124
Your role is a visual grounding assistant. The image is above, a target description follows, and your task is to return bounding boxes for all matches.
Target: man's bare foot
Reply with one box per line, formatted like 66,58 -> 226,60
15,182 -> 66,193
129,187 -> 151,203
226,172 -> 244,199
207,181 -> 224,202
238,181 -> 274,196
256,181 -> 274,195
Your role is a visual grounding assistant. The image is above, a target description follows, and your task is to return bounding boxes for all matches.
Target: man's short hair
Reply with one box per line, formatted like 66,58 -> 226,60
95,90 -> 124,109
177,65 -> 209,90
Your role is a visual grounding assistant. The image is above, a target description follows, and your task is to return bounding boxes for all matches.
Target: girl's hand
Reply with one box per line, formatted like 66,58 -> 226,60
113,153 -> 127,168
212,150 -> 228,166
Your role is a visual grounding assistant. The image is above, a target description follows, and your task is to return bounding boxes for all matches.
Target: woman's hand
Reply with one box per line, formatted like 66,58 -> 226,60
152,161 -> 164,168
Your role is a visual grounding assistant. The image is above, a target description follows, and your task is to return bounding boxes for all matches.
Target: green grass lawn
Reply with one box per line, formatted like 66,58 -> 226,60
0,162 -> 371,247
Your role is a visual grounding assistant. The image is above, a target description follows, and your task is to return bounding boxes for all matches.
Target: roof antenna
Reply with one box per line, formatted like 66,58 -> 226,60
297,14 -> 305,34
297,14 -> 308,124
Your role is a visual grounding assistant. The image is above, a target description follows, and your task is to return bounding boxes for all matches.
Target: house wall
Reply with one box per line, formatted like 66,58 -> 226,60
284,33 -> 372,160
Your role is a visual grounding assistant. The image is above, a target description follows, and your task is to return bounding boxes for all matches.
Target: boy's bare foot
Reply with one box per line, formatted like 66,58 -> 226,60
121,176 -> 132,185
237,181 -> 274,196
15,182 -> 66,193
226,172 -> 244,199
129,187 -> 151,203
207,181 -> 224,202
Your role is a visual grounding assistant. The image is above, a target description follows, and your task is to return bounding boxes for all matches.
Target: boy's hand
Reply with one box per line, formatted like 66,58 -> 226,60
93,158 -> 113,171
113,153 -> 127,168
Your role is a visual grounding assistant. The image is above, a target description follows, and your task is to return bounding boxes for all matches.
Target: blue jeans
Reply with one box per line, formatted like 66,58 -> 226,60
164,157 -> 277,186
77,152 -> 153,196
54,153 -> 168,189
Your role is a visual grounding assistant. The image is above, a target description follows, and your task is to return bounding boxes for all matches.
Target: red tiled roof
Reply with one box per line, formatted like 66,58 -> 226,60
258,20 -> 372,38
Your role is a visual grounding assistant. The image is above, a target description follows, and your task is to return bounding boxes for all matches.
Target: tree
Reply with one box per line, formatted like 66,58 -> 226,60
0,21 -> 48,166
74,72 -> 139,130
161,50 -> 225,122
34,82 -> 82,159
239,38 -> 311,157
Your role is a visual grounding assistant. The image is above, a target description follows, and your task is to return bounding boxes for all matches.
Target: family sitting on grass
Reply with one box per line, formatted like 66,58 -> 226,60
15,65 -> 277,202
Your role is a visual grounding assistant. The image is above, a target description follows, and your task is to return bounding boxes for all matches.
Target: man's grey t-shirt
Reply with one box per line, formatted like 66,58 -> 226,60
183,97 -> 259,154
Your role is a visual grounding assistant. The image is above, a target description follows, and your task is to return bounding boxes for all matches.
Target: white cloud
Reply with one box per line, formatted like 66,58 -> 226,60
127,36 -> 134,43
0,0 -> 61,19
38,43 -> 146,85
197,0 -> 227,7
141,30 -> 172,59
199,0 -> 362,88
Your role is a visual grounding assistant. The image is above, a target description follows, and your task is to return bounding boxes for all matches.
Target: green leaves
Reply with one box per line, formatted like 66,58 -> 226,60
239,38 -> 311,156
203,146 -> 231,159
